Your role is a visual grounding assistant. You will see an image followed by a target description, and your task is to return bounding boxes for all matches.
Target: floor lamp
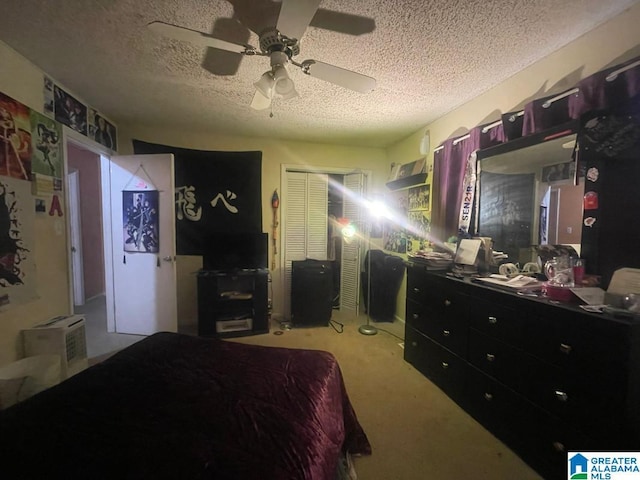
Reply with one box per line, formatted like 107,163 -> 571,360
358,242 -> 377,335
342,198 -> 387,336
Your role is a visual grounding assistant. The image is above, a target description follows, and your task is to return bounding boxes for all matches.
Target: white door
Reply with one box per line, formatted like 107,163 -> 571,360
67,170 -> 85,306
282,171 -> 328,321
340,172 -> 364,313
109,154 -> 177,335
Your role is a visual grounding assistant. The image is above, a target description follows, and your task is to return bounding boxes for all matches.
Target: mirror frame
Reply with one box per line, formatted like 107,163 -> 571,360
474,120 -> 582,264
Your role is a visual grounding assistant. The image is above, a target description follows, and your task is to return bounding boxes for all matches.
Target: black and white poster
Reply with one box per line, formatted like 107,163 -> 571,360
132,140 -> 262,255
1,176 -> 36,309
122,190 -> 159,253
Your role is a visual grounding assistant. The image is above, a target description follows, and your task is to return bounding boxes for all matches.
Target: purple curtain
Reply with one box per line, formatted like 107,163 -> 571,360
432,130 -> 481,241
569,57 -> 640,119
522,88 -> 576,136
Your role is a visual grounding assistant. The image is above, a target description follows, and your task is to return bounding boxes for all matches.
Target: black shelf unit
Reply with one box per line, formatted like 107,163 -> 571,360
197,269 -> 269,338
385,172 -> 428,191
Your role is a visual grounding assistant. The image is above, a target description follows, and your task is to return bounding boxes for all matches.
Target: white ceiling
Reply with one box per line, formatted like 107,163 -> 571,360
0,0 -> 637,148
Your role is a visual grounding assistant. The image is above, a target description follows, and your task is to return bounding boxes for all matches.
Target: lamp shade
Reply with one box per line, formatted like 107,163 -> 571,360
273,65 -> 298,99
254,71 -> 275,99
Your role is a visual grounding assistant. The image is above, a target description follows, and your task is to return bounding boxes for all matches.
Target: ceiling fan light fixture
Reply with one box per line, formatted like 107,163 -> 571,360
254,71 -> 275,98
273,65 -> 296,96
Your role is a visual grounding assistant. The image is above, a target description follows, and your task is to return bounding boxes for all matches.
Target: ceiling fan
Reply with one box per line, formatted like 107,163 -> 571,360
148,0 -> 377,111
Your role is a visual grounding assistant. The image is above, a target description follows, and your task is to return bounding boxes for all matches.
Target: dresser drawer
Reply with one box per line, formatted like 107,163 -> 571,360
468,328 -> 534,394
405,325 -> 466,404
468,296 -> 524,346
465,366 -> 593,480
406,264 -> 428,301
523,305 -> 629,386
524,362 -> 627,436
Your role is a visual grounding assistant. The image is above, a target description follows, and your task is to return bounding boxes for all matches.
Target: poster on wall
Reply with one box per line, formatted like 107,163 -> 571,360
123,190 -> 159,253
43,76 -> 55,118
89,108 -> 117,150
0,92 -> 32,181
0,176 -> 36,309
383,189 -> 408,253
53,85 -> 87,136
29,110 -> 62,178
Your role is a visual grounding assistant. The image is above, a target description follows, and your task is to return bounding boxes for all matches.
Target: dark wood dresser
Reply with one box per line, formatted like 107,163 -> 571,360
404,262 -> 640,479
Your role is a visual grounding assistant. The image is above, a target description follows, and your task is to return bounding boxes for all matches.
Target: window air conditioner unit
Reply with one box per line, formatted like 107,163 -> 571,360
22,315 -> 88,379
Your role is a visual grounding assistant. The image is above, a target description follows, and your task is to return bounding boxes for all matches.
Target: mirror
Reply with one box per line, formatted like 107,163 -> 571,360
476,132 -> 583,265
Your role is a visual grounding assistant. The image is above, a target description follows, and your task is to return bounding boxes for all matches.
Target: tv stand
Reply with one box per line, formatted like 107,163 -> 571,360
197,269 -> 269,338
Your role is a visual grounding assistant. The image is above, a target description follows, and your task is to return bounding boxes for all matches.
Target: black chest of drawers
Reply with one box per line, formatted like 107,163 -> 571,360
404,264 -> 640,479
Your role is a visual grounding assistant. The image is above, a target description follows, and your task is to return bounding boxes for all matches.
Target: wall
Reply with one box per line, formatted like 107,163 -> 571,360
0,42 -> 71,365
387,3 -> 640,322
117,127 -> 389,326
67,143 -> 105,300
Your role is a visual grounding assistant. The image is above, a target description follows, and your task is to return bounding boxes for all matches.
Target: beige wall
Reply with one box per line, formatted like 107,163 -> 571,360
0,42 -> 71,365
118,126 -> 389,326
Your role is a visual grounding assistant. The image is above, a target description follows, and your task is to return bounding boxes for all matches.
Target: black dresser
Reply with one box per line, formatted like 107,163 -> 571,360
404,263 -> 640,479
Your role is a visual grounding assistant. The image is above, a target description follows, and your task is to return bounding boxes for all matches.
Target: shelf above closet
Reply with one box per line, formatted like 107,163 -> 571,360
385,172 -> 427,191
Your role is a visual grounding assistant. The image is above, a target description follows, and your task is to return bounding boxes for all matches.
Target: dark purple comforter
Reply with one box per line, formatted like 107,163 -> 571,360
0,332 -> 371,479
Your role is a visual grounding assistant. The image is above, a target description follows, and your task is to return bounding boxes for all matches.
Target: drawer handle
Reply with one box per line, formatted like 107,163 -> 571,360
484,393 -> 493,401
488,316 -> 498,324
552,441 -> 566,453
442,330 -> 451,337
411,341 -> 418,347
412,313 -> 419,320
444,299 -> 452,307
486,353 -> 495,362
413,287 -> 421,294
441,362 -> 449,369
554,390 -> 569,402
559,343 -> 572,355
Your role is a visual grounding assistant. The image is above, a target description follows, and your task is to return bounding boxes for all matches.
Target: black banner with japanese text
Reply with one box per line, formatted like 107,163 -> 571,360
132,140 -> 262,255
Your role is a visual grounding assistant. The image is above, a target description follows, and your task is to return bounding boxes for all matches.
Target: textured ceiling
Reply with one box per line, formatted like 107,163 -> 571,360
0,0 -> 637,147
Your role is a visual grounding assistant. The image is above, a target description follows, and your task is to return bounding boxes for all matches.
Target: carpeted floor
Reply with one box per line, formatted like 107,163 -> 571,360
84,300 -> 542,480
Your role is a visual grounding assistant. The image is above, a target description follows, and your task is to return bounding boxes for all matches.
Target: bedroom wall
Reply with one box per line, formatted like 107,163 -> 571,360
117,127 -> 389,326
0,42 -> 72,365
386,2 -> 640,323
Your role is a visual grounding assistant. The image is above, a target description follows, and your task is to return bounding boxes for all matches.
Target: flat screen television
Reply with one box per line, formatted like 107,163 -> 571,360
202,232 -> 268,271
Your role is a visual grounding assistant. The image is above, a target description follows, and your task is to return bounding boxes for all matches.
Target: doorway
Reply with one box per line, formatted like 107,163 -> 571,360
65,139 -> 143,358
280,166 -> 366,322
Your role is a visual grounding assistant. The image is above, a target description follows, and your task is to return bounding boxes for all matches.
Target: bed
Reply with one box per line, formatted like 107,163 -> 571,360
0,332 -> 371,479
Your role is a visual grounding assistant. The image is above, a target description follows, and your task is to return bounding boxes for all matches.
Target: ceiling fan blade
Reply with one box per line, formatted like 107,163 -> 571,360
310,9 -> 376,36
148,21 -> 251,54
251,89 -> 272,110
276,0 -> 322,40
301,60 -> 376,93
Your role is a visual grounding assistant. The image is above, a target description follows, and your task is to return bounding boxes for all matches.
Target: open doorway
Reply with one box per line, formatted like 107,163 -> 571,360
65,140 -> 144,358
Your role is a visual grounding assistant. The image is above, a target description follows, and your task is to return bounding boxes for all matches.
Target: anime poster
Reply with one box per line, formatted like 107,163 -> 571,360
122,190 -> 159,253
0,92 -> 32,181
383,189 -> 409,253
30,110 -> 62,178
43,76 -> 55,118
0,176 -> 36,309
53,85 -> 87,136
88,108 -> 117,151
